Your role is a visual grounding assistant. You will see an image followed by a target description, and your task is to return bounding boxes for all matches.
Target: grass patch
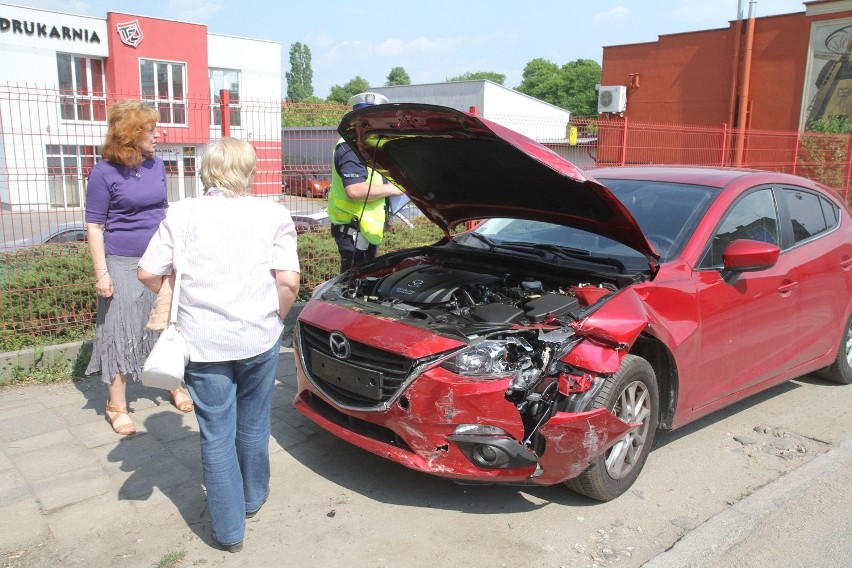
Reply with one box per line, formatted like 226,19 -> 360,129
155,549 -> 187,568
2,359 -> 72,387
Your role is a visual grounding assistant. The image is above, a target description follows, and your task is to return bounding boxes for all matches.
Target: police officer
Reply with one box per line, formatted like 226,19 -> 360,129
328,92 -> 404,272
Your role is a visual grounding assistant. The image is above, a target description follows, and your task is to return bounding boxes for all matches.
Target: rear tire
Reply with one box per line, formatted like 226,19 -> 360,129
565,355 -> 659,501
819,312 -> 852,384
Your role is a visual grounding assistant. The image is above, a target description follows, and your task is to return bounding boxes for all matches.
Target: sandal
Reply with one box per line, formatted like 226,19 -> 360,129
169,387 -> 194,413
105,402 -> 136,436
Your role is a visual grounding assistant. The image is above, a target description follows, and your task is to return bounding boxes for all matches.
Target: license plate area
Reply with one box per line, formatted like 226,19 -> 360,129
310,349 -> 383,401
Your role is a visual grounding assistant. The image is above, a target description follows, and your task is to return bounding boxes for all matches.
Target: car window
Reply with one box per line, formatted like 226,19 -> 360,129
47,230 -> 87,244
598,178 -> 719,261
778,188 -> 839,245
702,188 -> 778,268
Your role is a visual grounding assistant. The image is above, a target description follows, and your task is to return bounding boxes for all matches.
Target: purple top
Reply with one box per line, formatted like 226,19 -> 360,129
85,157 -> 169,257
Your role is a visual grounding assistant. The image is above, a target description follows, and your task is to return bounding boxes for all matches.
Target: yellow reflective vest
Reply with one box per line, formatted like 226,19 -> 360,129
328,138 -> 387,245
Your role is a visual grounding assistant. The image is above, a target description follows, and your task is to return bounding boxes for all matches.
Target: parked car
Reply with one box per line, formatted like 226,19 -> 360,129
291,209 -> 330,234
283,171 -> 331,199
292,103 -> 852,501
2,221 -> 87,252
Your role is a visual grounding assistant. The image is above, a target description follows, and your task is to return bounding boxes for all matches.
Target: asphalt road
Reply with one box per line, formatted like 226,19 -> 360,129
0,194 -> 323,244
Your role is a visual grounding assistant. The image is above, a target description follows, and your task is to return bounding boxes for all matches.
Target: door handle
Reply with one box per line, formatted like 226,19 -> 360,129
777,281 -> 798,295
840,258 -> 852,271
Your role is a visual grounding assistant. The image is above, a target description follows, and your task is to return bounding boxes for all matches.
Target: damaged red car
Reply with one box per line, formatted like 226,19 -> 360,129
293,103 -> 852,501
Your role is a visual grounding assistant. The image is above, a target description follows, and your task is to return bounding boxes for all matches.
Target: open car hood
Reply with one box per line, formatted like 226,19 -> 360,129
338,103 -> 659,262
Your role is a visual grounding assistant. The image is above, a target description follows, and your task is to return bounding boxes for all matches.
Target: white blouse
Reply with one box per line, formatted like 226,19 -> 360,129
139,195 -> 300,362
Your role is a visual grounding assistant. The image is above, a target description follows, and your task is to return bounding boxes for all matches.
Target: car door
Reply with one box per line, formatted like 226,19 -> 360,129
692,187 -> 797,407
775,186 -> 852,368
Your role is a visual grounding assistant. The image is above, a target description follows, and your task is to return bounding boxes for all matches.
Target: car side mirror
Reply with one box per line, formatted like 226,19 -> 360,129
721,239 -> 780,284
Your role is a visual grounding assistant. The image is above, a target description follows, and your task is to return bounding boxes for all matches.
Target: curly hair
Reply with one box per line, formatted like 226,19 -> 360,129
200,137 -> 257,197
100,100 -> 159,167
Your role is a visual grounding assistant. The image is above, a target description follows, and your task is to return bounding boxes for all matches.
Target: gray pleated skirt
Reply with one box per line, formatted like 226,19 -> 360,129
85,254 -> 160,384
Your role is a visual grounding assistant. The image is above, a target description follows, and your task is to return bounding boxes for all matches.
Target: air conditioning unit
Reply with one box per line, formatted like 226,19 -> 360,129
597,85 -> 627,114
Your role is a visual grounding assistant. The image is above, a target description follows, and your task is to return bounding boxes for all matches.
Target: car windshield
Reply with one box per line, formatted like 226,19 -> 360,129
459,179 -> 720,270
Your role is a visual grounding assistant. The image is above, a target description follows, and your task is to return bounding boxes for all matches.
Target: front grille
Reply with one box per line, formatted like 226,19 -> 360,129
299,321 -> 415,407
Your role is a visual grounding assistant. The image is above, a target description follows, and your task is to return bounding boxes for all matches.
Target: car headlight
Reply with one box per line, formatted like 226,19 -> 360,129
441,340 -> 513,377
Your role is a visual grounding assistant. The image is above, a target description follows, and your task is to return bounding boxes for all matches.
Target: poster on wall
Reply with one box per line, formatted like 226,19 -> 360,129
802,18 -> 852,130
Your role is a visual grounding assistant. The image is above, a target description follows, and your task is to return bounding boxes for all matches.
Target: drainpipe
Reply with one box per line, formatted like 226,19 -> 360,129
726,0 -> 745,165
734,1 -> 756,167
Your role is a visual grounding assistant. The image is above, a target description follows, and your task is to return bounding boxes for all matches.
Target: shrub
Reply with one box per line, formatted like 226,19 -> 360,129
0,217 -> 448,348
0,244 -> 96,351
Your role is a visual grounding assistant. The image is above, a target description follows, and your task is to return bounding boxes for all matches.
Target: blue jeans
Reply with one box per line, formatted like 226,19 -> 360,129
183,338 -> 281,546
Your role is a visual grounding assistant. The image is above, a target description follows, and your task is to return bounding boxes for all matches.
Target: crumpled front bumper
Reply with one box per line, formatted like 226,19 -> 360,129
294,359 -> 635,485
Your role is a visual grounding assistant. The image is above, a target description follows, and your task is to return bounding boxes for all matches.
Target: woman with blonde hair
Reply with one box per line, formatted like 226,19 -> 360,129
139,137 -> 300,552
85,100 -> 193,437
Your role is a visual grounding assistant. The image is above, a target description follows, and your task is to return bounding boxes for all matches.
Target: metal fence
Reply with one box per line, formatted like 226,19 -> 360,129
2,84 -> 851,341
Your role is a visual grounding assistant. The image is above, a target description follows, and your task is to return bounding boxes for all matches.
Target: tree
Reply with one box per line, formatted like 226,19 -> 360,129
286,43 -> 314,102
446,71 -> 506,85
386,66 -> 411,86
327,76 -> 371,104
516,58 -> 561,101
560,59 -> 603,117
516,58 -> 601,116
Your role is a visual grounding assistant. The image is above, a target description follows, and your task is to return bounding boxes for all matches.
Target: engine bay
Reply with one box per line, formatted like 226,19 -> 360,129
339,260 -> 619,331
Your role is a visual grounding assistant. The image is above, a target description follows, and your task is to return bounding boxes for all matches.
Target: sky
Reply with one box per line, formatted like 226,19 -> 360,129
8,0 -> 808,98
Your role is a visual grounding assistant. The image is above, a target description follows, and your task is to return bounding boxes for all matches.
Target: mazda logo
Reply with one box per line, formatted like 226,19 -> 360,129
329,331 -> 351,360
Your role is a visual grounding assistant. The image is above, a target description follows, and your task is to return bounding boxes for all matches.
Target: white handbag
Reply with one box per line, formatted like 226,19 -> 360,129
141,212 -> 190,390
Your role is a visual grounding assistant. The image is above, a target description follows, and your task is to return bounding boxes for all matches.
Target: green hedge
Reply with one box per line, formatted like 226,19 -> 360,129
0,217 -> 447,351
0,244 -> 96,351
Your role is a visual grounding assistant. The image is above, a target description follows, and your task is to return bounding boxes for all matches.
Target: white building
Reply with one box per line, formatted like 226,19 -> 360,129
0,3 -> 281,211
372,80 -> 572,143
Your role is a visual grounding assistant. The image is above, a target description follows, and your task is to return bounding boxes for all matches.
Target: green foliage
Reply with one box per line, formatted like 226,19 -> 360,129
797,131 -> 850,189
808,114 -> 852,134
2,357 -> 72,386
0,216 -> 445,355
516,58 -> 602,116
327,76 -> 371,104
0,244 -> 97,351
155,549 -> 187,568
281,100 -> 348,127
386,66 -> 411,86
286,43 -> 314,102
446,71 -> 506,85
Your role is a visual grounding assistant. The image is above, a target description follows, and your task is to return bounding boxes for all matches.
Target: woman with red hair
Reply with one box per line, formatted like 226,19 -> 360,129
85,100 -> 193,435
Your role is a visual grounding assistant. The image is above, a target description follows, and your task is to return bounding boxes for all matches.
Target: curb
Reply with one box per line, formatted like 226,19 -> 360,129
642,436 -> 852,567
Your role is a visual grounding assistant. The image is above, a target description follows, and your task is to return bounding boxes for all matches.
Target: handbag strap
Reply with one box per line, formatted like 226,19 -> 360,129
168,204 -> 189,325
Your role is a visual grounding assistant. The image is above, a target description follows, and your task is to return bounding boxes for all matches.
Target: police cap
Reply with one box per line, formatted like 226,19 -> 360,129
348,92 -> 390,110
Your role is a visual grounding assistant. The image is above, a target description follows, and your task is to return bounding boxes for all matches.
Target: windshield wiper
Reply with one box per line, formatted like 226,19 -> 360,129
513,242 -> 626,272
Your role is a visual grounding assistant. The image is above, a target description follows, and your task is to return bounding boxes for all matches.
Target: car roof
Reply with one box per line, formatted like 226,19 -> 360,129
587,165 -> 826,191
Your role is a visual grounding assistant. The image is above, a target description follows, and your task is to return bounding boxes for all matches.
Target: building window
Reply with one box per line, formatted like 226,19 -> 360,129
56,54 -> 106,121
140,59 -> 186,125
46,144 -> 100,208
210,68 -> 241,127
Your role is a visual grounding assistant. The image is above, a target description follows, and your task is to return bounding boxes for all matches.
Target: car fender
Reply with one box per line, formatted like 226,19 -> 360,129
564,288 -> 648,373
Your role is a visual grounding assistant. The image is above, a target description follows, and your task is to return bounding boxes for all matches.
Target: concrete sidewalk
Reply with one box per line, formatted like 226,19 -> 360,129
0,347 -> 308,566
1,348 -> 850,567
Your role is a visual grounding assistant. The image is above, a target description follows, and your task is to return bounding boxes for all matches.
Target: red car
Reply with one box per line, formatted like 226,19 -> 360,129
283,171 -> 330,199
293,103 -> 852,501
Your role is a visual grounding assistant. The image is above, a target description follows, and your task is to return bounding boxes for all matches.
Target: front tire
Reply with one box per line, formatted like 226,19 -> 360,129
819,312 -> 852,384
565,355 -> 659,501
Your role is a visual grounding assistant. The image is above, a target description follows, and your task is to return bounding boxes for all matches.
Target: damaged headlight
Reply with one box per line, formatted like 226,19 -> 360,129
441,337 -> 533,377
